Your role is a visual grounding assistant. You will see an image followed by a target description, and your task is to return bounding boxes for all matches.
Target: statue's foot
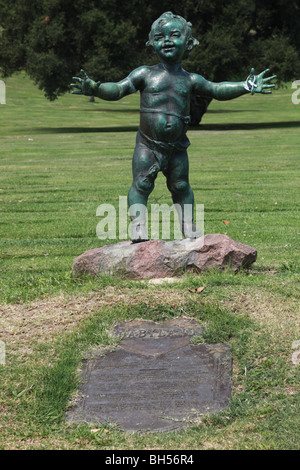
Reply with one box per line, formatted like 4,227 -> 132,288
183,222 -> 203,239
130,222 -> 149,243
131,237 -> 150,244
184,230 -> 203,239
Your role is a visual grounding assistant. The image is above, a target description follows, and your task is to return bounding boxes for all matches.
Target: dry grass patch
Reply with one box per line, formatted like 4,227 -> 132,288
213,286 -> 299,340
0,286 -> 188,358
1,283 -> 298,361
1,281 -> 299,450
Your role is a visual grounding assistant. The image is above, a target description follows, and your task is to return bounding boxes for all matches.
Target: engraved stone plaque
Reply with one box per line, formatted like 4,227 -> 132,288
66,318 -> 232,432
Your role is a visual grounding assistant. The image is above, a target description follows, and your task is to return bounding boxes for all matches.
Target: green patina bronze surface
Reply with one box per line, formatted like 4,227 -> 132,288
71,11 -> 276,241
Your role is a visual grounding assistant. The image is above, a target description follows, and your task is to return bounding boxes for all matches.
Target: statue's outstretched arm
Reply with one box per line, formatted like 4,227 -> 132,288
71,67 -> 147,101
191,68 -> 276,101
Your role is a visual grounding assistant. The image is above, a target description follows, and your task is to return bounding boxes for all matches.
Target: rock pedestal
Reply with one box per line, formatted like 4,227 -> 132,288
72,234 -> 257,279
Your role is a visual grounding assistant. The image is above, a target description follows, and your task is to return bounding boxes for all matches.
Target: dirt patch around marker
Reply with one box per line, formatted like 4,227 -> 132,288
1,285 -> 298,361
0,288 -> 186,357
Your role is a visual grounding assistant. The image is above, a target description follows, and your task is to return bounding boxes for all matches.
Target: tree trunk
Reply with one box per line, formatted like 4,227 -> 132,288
189,96 -> 212,126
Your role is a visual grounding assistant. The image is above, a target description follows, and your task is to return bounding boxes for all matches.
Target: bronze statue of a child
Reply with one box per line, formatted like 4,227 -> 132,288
71,11 -> 276,242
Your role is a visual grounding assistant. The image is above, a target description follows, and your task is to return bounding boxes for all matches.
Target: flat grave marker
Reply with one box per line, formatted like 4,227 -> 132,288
67,318 -> 232,432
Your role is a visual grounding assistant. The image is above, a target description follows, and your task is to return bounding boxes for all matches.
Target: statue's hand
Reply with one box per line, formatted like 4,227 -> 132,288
243,68 -> 276,95
70,69 -> 100,96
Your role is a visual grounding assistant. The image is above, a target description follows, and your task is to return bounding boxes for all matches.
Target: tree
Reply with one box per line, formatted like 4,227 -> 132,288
1,0 -> 299,103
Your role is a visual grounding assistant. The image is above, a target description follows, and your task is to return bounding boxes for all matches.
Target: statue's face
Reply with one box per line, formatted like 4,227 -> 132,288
152,19 -> 188,63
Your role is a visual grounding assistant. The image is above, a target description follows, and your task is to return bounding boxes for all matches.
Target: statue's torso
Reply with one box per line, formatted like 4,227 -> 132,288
139,65 -> 192,142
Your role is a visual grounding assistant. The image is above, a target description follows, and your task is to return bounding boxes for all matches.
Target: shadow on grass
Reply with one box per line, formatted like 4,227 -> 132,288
194,121 -> 300,131
206,109 -> 261,114
82,108 -> 258,114
31,120 -> 300,134
33,126 -> 139,134
81,107 -> 140,113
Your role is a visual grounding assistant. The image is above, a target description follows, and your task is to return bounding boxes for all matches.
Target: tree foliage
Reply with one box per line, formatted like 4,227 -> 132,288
0,0 -> 299,100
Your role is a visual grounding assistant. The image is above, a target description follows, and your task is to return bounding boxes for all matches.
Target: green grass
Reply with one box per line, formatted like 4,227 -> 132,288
0,72 -> 299,450
1,295 -> 299,450
0,72 -> 299,302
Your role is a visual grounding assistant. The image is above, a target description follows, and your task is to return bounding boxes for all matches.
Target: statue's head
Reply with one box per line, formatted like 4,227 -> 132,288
146,11 -> 199,60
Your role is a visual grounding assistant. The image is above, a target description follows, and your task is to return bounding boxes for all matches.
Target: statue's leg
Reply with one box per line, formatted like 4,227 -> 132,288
128,143 -> 158,242
165,150 -> 201,238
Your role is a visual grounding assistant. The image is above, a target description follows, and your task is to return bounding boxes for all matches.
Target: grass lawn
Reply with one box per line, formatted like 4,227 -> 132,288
0,72 -> 299,450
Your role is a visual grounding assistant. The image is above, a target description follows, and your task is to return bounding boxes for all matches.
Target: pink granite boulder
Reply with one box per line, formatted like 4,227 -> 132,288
72,234 -> 257,279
